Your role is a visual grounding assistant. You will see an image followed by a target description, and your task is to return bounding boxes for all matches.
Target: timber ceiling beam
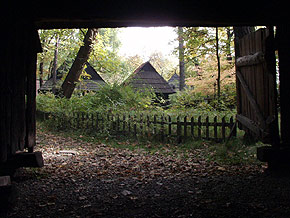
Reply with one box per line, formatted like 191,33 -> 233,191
3,1 -> 289,29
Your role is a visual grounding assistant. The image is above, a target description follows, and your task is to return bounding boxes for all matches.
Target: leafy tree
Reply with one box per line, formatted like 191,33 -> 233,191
37,29 -> 83,81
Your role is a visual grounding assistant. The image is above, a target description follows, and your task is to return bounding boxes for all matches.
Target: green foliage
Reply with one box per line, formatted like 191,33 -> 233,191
37,85 -> 156,114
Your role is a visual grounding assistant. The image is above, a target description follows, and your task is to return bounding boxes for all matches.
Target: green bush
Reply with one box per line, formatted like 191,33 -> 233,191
169,83 -> 236,112
36,84 -> 157,114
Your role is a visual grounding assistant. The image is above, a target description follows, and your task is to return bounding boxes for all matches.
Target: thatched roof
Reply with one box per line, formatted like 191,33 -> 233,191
39,62 -> 106,92
123,62 -> 175,95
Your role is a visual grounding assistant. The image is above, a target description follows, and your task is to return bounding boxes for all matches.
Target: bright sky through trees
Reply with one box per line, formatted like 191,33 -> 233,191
118,27 -> 178,62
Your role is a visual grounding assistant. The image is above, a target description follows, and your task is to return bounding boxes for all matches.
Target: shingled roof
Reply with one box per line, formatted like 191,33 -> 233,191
39,62 -> 106,92
123,62 -> 175,95
168,73 -> 180,91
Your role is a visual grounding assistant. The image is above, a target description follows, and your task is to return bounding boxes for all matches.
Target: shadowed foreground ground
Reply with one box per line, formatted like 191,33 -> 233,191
5,129 -> 290,218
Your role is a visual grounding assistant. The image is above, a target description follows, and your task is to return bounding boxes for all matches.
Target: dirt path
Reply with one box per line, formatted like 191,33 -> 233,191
6,129 -> 290,218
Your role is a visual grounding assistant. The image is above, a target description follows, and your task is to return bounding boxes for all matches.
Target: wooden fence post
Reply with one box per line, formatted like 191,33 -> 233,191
128,114 -> 131,135
161,115 -> 165,142
177,116 -> 181,143
191,117 -> 194,138
198,116 -> 202,139
147,115 -> 150,138
96,113 -> 99,132
133,115 -> 137,138
222,116 -> 226,141
140,113 -> 143,136
184,116 -> 187,141
206,116 -> 209,140
214,116 -> 218,140
168,115 -> 172,137
153,115 -> 157,135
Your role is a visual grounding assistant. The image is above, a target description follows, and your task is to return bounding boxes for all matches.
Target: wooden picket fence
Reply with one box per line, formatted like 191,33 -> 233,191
37,111 -> 237,143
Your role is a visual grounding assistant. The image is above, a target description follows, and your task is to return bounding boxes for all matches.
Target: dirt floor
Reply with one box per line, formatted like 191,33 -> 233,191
4,129 -> 290,218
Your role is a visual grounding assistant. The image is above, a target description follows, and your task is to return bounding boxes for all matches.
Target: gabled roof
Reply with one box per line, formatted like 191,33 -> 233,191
39,62 -> 106,92
168,73 -> 180,91
123,62 -> 175,95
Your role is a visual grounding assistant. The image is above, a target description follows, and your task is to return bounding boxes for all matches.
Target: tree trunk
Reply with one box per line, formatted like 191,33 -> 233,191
178,27 -> 185,91
216,27 -> 221,99
52,35 -> 59,94
61,28 -> 98,98
39,62 -> 43,88
226,27 -> 233,62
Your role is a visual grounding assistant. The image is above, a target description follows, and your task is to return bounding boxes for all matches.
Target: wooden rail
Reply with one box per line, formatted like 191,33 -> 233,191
37,111 -> 237,143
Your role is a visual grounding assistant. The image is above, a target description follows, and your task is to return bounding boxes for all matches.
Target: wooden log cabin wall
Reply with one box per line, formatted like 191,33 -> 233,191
0,0 -> 289,176
0,21 -> 43,174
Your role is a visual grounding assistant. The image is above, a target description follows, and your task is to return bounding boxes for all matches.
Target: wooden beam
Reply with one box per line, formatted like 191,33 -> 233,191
236,70 -> 266,128
236,51 -> 264,67
277,25 -> 290,145
1,151 -> 44,169
236,114 -> 262,136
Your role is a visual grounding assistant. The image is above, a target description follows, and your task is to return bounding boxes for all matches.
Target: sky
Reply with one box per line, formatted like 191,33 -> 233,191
118,27 -> 178,62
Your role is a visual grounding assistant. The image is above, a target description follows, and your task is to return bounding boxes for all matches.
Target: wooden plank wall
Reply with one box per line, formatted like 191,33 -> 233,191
236,28 -> 279,144
0,21 -> 41,163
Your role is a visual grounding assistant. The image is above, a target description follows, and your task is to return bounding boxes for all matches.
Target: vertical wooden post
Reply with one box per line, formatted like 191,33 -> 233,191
191,117 -> 194,138
229,116 -> 237,137
140,113 -> 143,136
177,116 -> 181,143
198,116 -> 202,139
222,116 -> 226,141
26,27 -> 42,152
184,116 -> 187,141
205,116 -> 209,140
277,25 -> 290,146
168,115 -> 172,137
128,114 -> 131,135
147,115 -> 150,138
133,115 -> 137,138
153,115 -> 157,135
161,115 -> 165,142
214,116 -> 218,140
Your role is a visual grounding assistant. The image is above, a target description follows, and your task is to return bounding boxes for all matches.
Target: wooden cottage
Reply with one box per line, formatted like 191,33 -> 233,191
123,62 -> 175,98
39,62 -> 106,92
168,73 -> 180,91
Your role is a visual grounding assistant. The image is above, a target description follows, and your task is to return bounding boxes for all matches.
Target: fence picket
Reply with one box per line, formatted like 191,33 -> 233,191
41,111 -> 237,142
222,116 -> 226,140
184,116 -> 187,140
191,117 -> 194,137
133,115 -> 137,138
168,115 -> 172,136
198,116 -> 202,139
177,116 -> 181,143
206,116 -> 209,140
161,115 -> 164,142
214,116 -> 217,139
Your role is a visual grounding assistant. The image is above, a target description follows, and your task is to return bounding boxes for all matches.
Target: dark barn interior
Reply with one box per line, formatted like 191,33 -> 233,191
1,0 -> 290,215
